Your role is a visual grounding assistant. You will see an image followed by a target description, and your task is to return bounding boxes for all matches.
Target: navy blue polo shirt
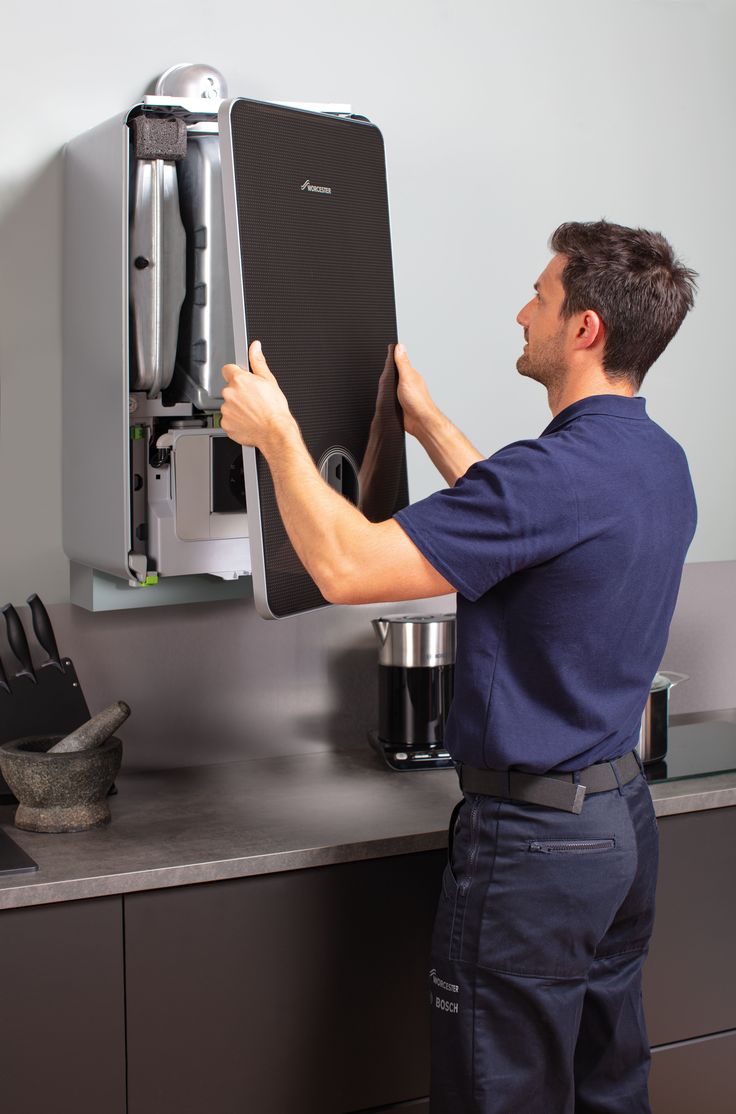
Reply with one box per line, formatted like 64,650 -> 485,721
394,395 -> 697,772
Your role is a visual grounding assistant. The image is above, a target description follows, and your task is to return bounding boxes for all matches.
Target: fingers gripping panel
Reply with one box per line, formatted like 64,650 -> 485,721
228,100 -> 409,618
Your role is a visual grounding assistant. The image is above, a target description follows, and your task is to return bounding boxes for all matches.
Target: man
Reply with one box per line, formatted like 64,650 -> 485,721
220,220 -> 697,1113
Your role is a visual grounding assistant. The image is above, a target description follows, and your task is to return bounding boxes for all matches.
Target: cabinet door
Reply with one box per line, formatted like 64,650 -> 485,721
650,1030 -> 736,1113
0,895 -> 126,1114
644,807 -> 736,1045
124,851 -> 445,1114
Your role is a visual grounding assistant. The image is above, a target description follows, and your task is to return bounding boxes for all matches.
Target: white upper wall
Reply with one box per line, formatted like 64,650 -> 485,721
1,0 -> 733,603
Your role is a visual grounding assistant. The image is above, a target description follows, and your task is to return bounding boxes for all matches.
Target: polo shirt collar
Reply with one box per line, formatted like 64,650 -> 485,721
541,394 -> 647,436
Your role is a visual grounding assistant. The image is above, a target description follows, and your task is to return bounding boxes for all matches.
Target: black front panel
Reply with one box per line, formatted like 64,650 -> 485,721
228,99 -> 408,617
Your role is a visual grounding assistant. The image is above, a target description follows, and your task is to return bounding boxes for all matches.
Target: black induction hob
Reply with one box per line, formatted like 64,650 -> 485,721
644,720 -> 736,783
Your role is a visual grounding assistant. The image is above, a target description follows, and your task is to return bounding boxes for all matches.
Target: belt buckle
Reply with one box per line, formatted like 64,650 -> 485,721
546,778 -> 587,814
512,773 -> 588,813
571,783 -> 587,815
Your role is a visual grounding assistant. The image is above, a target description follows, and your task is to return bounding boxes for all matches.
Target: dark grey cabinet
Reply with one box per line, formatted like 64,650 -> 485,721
124,852 -> 444,1114
650,1031 -> 736,1114
123,807 -> 736,1114
0,805 -> 733,1113
0,895 -> 126,1114
644,806 -> 736,1045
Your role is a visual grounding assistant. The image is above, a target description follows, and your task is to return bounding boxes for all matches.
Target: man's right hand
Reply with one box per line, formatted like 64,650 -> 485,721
394,343 -> 439,439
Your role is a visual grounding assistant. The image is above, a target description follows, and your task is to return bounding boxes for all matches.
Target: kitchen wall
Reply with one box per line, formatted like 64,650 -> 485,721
1,0 -> 735,758
35,560 -> 736,771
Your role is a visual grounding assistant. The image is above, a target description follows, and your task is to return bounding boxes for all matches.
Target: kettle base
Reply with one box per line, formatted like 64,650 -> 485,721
368,731 -> 455,772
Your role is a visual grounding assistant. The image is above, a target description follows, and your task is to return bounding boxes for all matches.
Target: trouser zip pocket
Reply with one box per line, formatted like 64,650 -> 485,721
447,794 -> 484,961
460,795 -> 482,894
528,838 -> 615,854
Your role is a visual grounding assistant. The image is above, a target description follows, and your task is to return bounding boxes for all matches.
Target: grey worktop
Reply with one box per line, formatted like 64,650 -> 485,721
0,744 -> 735,911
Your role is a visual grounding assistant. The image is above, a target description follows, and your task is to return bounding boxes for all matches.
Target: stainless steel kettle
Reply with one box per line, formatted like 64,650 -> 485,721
371,614 -> 456,749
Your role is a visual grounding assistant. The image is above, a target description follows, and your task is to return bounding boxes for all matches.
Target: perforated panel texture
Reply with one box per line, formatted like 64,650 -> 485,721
228,100 -> 408,618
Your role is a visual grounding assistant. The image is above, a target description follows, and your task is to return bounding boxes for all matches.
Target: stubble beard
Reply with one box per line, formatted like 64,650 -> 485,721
516,329 -> 567,394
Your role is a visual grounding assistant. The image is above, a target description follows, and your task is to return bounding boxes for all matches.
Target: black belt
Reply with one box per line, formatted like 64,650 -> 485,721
458,750 -> 642,815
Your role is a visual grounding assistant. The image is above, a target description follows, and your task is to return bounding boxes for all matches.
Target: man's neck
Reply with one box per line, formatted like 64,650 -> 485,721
548,368 -> 636,417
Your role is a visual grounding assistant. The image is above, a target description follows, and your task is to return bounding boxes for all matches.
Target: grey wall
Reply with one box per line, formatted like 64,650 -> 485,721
660,561 -> 736,716
1,0 -> 736,607
1,1 -> 735,761
33,595 -> 449,771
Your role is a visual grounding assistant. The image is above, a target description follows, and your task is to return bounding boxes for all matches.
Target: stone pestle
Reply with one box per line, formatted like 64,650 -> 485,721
47,701 -> 131,754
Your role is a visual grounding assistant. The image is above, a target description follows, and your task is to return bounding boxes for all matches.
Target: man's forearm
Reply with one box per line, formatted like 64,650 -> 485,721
259,418 -> 375,599
219,341 -> 459,604
414,408 -> 484,486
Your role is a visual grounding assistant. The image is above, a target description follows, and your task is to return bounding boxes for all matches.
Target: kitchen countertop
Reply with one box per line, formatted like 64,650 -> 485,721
0,744 -> 735,911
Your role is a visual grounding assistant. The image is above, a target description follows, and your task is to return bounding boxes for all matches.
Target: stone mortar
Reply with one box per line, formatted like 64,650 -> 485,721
0,735 -> 123,833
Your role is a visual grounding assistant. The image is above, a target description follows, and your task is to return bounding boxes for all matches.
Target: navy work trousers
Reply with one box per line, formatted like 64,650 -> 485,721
429,766 -> 659,1113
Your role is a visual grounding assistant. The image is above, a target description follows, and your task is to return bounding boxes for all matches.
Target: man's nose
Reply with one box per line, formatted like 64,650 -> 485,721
517,296 -> 534,326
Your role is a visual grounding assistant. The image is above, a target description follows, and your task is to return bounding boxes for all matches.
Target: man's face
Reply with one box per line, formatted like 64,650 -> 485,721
516,254 -> 570,389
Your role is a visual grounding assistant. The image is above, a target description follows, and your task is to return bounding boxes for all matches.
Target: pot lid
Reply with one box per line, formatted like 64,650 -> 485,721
650,671 -> 689,692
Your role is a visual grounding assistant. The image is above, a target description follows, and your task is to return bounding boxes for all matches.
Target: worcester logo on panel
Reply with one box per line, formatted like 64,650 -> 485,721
301,179 -> 332,195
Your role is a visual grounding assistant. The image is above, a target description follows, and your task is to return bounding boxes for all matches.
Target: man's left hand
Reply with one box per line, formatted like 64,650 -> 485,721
220,341 -> 295,451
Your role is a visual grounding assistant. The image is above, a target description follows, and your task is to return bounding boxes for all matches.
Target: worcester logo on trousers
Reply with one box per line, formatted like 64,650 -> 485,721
429,968 -> 460,1014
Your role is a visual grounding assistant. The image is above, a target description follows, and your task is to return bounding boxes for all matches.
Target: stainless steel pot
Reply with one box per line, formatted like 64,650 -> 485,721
637,672 -> 688,764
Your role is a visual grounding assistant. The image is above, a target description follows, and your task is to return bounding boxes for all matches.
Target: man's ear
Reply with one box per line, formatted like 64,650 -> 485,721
572,309 -> 605,352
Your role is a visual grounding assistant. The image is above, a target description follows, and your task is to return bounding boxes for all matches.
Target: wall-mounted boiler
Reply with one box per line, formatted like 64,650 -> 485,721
62,63 -> 408,618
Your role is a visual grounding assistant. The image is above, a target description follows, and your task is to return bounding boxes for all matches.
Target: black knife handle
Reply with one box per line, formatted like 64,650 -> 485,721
26,593 -> 63,671
1,604 -> 37,683
0,652 -> 10,694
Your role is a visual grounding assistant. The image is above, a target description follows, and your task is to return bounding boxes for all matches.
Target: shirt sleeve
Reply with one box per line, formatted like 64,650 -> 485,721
394,439 -> 579,601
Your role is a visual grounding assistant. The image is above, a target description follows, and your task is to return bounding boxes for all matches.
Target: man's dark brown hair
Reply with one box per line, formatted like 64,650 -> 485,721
549,220 -> 697,389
